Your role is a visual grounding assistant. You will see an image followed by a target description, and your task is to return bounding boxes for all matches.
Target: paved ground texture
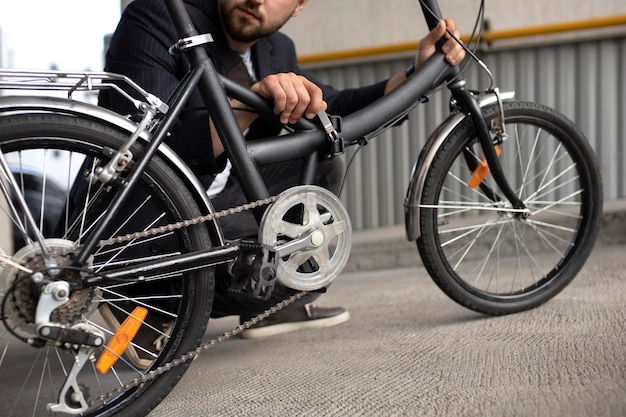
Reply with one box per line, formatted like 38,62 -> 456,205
150,239 -> 626,417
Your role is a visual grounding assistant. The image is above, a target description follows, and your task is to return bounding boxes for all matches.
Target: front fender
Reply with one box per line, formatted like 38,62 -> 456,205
0,95 -> 224,244
404,91 -> 515,242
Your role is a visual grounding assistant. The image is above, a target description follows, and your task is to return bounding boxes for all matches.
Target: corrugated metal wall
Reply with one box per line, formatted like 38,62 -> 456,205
305,35 -> 626,230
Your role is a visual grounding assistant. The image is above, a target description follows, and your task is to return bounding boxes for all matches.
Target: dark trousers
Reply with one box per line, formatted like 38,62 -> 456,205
208,157 -> 344,318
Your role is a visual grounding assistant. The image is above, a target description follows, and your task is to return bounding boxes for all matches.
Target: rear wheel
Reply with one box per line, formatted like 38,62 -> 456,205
417,101 -> 602,315
0,113 -> 214,416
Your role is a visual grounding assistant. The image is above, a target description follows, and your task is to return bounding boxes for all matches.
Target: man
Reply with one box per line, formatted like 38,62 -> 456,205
100,0 -> 465,339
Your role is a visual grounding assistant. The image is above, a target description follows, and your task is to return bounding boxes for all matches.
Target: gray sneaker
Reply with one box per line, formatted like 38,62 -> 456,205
240,304 -> 350,339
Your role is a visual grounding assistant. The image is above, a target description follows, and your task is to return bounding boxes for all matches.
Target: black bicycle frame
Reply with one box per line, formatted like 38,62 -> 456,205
77,0 -> 522,285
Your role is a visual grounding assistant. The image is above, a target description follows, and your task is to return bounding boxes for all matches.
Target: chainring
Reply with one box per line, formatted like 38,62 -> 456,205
258,185 -> 352,291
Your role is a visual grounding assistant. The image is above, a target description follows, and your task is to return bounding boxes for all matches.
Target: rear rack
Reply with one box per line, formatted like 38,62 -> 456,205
0,68 -> 168,114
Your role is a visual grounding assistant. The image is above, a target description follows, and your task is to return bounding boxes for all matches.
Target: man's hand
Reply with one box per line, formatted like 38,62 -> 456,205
251,72 -> 326,125
417,18 -> 465,67
211,73 -> 326,156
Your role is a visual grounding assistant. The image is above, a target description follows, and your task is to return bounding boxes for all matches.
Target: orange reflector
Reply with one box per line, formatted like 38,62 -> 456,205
96,306 -> 148,374
467,145 -> 501,188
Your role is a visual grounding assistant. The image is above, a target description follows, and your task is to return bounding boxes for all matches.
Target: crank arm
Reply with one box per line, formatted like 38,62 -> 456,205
273,229 -> 325,259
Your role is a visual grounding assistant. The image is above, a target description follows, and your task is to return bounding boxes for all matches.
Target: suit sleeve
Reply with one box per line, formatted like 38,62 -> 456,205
294,58 -> 387,116
261,33 -> 388,118
322,81 -> 388,116
98,0 -> 224,175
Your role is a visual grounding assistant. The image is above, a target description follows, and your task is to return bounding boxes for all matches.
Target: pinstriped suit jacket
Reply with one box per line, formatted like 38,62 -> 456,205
99,0 -> 387,175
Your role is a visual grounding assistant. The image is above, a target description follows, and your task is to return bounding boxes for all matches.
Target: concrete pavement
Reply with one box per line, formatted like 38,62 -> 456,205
149,199 -> 626,417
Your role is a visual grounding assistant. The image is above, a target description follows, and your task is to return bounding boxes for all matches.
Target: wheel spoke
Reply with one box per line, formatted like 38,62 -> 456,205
517,125 -> 542,198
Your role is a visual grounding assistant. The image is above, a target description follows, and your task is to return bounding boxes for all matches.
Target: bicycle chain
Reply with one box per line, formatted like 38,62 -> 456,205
89,194 -> 309,409
97,196 -> 279,247
90,290 -> 308,408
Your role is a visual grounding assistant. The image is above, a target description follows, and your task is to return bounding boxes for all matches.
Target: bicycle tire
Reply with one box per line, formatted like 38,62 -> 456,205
417,100 -> 602,315
0,113 -> 214,416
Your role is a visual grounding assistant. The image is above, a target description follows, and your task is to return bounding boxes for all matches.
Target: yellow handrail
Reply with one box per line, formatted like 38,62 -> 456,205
298,14 -> 626,65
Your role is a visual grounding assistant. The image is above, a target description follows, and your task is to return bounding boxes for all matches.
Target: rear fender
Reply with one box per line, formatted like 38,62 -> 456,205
0,95 -> 224,244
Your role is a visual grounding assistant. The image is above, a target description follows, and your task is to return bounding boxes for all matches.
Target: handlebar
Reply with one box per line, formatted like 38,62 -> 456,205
163,0 -> 461,153
218,0 -> 459,138
221,77 -> 317,132
419,0 -> 445,31
419,0 -> 451,53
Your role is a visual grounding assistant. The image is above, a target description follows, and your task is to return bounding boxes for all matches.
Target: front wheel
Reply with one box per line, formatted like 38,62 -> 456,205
417,101 -> 602,315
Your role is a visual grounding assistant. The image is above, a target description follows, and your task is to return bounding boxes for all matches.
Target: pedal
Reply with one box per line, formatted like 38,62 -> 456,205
227,240 -> 278,301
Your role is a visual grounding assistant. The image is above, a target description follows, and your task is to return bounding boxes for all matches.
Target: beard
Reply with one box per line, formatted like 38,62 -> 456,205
219,0 -> 291,43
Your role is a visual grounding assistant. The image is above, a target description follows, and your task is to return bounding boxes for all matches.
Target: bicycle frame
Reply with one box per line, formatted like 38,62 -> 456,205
7,1 -> 604,414
0,0 -> 519,289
